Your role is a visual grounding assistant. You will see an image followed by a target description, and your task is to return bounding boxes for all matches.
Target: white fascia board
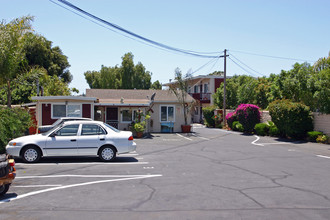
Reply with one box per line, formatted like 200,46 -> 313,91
32,96 -> 97,102
94,103 -> 150,107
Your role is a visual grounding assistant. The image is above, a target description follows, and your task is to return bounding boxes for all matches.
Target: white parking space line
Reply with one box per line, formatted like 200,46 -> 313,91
16,174 -> 154,179
176,133 -> 193,141
15,162 -> 149,166
252,135 -> 264,146
191,133 -> 210,140
317,155 -> 330,159
252,135 -> 294,146
0,174 -> 162,203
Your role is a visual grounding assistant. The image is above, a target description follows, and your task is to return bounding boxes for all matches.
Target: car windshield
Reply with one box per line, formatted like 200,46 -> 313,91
42,124 -> 63,136
103,123 -> 120,133
51,119 -> 63,127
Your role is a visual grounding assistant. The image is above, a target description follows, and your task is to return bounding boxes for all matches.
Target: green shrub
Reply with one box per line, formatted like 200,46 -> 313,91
268,100 -> 313,139
232,121 -> 240,131
236,122 -> 244,132
269,125 -> 280,137
0,107 -> 33,154
307,131 -> 324,142
232,121 -> 244,132
254,123 -> 269,136
235,104 -> 261,133
202,106 -> 216,128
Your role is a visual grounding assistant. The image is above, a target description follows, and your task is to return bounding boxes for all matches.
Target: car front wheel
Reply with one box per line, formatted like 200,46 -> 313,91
0,184 -> 10,196
99,146 -> 116,162
22,146 -> 41,163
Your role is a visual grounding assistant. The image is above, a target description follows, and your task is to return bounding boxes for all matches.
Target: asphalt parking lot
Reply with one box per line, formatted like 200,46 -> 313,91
1,126 -> 330,220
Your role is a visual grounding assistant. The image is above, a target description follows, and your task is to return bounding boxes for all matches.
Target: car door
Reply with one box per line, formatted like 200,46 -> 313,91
77,124 -> 107,155
45,124 -> 80,156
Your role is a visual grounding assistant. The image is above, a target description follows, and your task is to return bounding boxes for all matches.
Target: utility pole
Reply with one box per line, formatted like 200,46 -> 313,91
222,49 -> 228,126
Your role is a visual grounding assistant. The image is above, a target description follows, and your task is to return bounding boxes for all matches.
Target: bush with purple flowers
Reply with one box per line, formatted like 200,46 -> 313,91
226,112 -> 237,129
235,104 -> 261,132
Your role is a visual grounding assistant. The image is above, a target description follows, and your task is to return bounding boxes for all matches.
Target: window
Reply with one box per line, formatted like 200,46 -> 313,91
52,104 -> 82,118
55,124 -> 79,136
194,85 -> 198,93
81,124 -> 106,135
204,84 -> 209,93
160,106 -> 175,122
53,105 -> 66,118
67,105 -> 81,117
122,109 -> 132,122
121,109 -> 143,123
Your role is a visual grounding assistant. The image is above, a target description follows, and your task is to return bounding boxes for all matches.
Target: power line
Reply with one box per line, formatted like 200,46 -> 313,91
51,0 -> 223,58
228,56 -> 260,77
229,49 -> 315,63
191,56 -> 222,75
228,52 -> 265,77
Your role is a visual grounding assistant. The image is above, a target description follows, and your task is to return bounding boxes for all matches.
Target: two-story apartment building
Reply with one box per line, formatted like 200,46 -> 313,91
164,75 -> 229,123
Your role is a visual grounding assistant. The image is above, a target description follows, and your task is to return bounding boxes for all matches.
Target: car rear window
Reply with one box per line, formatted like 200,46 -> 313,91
103,123 -> 120,133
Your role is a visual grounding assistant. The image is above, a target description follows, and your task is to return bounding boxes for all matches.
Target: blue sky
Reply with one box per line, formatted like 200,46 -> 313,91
1,0 -> 330,94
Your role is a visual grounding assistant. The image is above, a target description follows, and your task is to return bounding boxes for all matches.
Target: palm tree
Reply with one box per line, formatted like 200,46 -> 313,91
0,16 -> 33,107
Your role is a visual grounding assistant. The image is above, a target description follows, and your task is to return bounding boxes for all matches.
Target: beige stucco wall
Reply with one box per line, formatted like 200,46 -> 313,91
313,113 -> 330,137
149,102 -> 192,133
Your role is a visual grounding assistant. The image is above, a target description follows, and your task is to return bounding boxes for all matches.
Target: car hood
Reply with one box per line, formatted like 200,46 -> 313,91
10,134 -> 47,144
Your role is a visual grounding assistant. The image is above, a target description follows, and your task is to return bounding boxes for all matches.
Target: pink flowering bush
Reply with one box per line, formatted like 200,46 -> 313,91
226,112 -> 237,129
235,104 -> 261,132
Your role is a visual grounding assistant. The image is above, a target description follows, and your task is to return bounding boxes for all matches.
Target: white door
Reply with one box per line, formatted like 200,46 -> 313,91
45,124 -> 79,156
77,124 -> 106,155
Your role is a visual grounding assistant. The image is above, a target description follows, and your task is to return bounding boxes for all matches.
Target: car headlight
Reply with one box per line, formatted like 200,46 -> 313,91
8,142 -> 18,146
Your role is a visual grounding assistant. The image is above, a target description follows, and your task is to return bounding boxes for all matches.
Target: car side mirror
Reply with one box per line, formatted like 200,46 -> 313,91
49,133 -> 56,137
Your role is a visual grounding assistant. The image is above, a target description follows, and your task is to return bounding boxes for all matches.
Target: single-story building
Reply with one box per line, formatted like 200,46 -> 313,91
32,96 -> 97,127
32,89 -> 195,133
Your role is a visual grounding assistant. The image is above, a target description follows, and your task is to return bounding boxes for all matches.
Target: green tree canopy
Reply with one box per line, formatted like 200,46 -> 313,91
84,52 -> 153,90
151,80 -> 162,90
213,52 -> 330,113
0,16 -> 75,105
22,32 -> 72,83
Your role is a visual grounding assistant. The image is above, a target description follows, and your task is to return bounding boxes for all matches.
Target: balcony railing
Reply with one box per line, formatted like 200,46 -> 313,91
189,93 -> 211,103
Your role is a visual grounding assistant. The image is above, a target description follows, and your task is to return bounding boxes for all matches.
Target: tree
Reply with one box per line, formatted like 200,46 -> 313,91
84,52 -> 153,90
0,67 -> 74,105
313,51 -> 330,72
22,32 -> 72,83
151,80 -> 162,90
0,16 -> 33,107
121,53 -> 134,89
169,68 -> 193,126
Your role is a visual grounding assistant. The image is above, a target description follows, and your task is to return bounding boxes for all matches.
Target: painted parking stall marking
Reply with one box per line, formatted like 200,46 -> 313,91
317,155 -> 330,159
0,174 -> 162,203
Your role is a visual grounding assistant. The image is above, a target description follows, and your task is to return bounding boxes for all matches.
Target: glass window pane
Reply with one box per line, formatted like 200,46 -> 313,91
53,105 -> 66,118
81,124 -> 99,135
67,105 -> 81,117
161,106 -> 167,121
57,124 -> 79,136
168,107 -> 174,121
122,110 -> 132,122
204,84 -> 208,93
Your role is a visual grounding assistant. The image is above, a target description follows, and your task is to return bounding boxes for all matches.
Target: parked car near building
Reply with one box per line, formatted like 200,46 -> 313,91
0,154 -> 16,196
38,117 -> 93,133
6,121 -> 136,163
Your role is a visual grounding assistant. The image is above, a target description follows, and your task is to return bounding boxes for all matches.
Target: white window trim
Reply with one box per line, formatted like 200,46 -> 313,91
51,103 -> 82,119
160,105 -> 175,122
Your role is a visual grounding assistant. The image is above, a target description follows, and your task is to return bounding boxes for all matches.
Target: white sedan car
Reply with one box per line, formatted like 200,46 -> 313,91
6,121 -> 136,163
